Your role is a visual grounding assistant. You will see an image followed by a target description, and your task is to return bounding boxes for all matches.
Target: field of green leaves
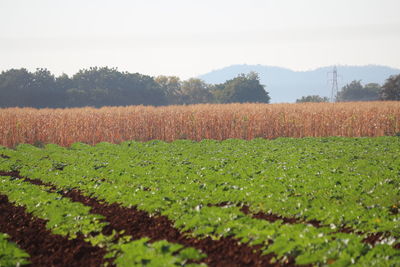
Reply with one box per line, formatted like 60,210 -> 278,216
0,137 -> 399,266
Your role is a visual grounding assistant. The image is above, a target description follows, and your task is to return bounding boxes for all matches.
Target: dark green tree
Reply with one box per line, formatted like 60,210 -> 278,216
0,68 -> 275,108
212,72 -> 270,104
69,67 -> 167,107
30,68 -> 60,108
380,74 -> 400,100
296,95 -> 329,103
336,80 -> 380,102
56,74 -> 73,92
0,68 -> 32,107
0,68 -> 63,108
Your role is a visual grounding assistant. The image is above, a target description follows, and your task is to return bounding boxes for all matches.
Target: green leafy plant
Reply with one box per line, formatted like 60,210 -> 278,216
0,233 -> 30,266
1,137 -> 399,265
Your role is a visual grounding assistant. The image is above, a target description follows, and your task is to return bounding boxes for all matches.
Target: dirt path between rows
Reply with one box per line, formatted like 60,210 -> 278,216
239,205 -> 399,248
206,199 -> 400,250
0,194 -> 108,267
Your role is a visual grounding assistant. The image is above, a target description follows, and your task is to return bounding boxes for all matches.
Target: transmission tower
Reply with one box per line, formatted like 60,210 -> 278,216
328,66 -> 339,102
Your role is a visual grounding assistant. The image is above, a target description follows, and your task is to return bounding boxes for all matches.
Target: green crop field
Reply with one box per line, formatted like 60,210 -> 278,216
0,137 -> 399,266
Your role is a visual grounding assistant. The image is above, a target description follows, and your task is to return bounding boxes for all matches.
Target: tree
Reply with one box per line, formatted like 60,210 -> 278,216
0,68 -> 275,108
180,78 -> 214,104
69,67 -> 167,107
296,95 -> 329,103
213,72 -> 270,104
155,75 -> 183,105
336,80 -> 380,102
380,74 -> 400,100
56,74 -> 73,92
0,68 -> 63,108
30,68 -> 60,108
0,68 -> 33,107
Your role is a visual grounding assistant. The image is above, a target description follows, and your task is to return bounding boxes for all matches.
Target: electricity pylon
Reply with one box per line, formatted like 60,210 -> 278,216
328,66 -> 339,102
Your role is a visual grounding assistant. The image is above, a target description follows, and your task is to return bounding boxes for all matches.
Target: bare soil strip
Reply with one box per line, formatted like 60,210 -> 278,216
240,205 -> 398,248
240,205 -> 321,227
0,194 -> 108,267
0,171 -> 300,267
206,202 -> 399,249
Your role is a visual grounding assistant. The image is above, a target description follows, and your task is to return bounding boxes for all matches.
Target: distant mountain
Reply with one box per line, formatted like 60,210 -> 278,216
198,64 -> 400,103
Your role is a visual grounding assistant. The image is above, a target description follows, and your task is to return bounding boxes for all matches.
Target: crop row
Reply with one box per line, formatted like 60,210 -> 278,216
1,137 -> 399,266
0,192 -> 108,266
1,102 -> 400,147
0,172 -> 286,266
2,138 -> 398,235
0,176 -> 205,266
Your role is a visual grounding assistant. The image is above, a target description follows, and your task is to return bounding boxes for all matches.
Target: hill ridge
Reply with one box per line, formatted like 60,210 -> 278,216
198,64 -> 400,103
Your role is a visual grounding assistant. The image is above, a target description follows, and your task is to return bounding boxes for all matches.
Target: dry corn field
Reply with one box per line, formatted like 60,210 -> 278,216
0,102 -> 400,147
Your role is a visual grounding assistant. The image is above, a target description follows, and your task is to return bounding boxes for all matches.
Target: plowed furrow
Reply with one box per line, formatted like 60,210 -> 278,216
239,204 -> 399,248
0,171 -> 299,267
0,194 -> 108,267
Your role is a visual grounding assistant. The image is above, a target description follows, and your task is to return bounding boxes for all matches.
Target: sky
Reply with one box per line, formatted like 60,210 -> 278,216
1,0 -> 400,79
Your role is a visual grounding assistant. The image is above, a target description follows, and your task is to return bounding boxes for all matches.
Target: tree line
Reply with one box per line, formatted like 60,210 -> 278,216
296,75 -> 400,103
1,67 -> 398,108
0,67 -> 270,108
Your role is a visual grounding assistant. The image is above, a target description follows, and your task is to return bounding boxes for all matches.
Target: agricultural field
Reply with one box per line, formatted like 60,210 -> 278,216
0,137 -> 399,266
1,102 -> 400,147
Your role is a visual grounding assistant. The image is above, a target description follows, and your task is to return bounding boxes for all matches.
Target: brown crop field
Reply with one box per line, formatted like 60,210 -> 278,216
1,101 -> 399,147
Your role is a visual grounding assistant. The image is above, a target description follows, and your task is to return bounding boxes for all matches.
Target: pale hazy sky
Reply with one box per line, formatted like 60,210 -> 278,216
1,0 -> 399,78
